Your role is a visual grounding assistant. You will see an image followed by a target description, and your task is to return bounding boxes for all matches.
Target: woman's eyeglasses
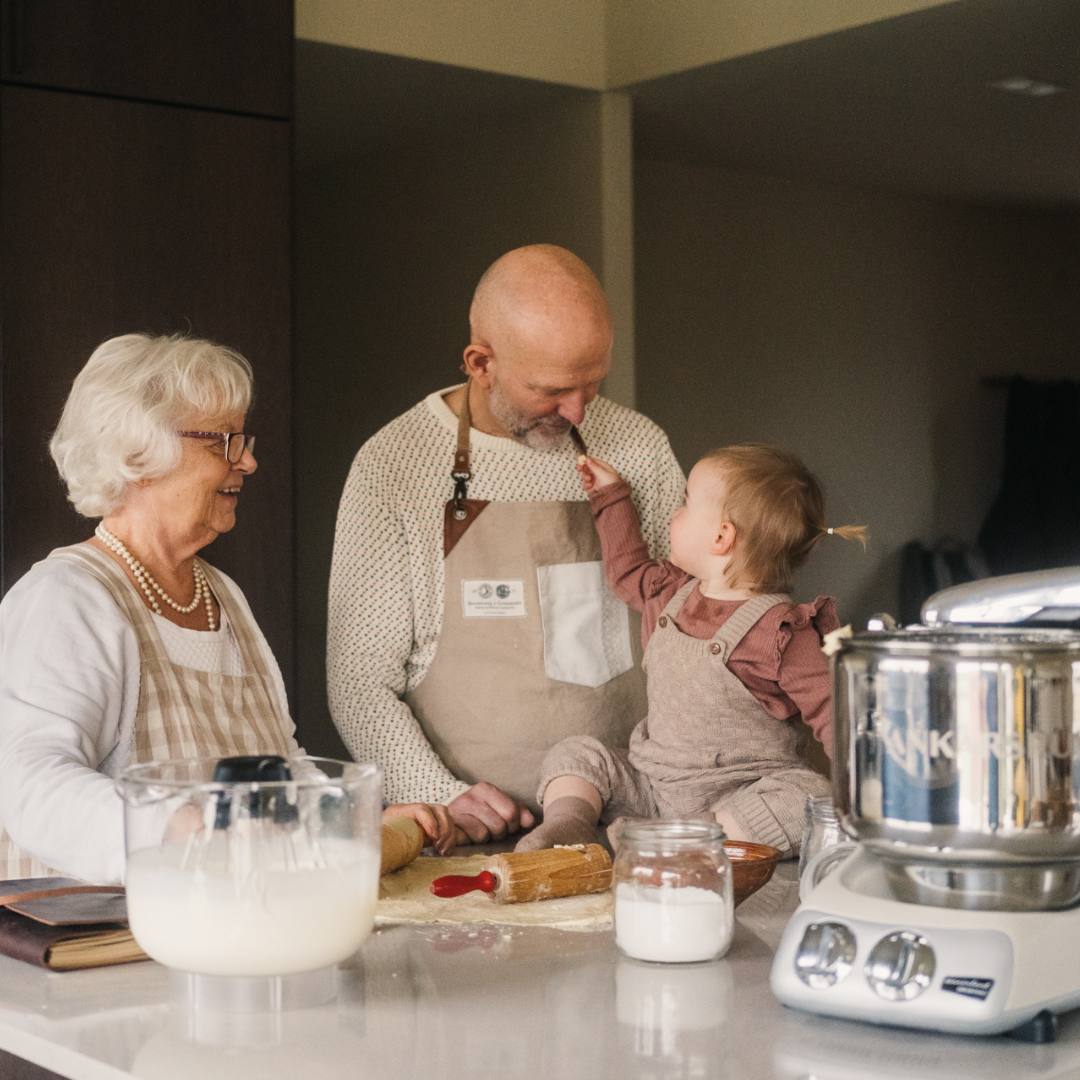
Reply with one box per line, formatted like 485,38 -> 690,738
179,431 -> 255,464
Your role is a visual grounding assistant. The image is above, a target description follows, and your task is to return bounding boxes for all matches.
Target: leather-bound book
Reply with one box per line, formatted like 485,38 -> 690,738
0,879 -> 148,971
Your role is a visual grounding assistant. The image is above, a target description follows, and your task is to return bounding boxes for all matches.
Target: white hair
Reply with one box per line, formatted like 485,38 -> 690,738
50,334 -> 254,517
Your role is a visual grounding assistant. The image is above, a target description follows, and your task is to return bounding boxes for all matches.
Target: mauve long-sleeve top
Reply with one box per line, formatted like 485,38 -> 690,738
590,481 -> 839,756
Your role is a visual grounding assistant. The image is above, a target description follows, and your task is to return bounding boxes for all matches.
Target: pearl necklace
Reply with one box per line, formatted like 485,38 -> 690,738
95,524 -> 216,631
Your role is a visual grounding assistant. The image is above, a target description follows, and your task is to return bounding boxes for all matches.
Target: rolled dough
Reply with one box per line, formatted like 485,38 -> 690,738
377,855 -> 613,931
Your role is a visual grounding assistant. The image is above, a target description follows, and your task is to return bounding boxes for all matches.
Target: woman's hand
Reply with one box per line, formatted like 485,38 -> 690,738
578,456 -> 623,493
383,802 -> 457,855
447,782 -> 536,844
164,802 -> 205,842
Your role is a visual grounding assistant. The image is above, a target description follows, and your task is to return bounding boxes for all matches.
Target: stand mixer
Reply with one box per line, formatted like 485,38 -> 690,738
772,567 -> 1080,1040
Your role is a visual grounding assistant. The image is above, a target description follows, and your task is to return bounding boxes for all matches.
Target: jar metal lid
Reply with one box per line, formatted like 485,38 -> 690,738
617,819 -> 727,848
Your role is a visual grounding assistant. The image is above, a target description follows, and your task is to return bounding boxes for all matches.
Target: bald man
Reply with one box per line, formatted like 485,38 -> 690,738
328,246 -> 685,846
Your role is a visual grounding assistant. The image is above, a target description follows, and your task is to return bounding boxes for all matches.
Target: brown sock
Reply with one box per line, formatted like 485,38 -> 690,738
514,796 -> 600,852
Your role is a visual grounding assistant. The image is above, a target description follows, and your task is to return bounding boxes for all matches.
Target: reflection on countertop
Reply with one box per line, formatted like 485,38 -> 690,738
0,863 -> 1078,1080
773,1008 -> 1080,1080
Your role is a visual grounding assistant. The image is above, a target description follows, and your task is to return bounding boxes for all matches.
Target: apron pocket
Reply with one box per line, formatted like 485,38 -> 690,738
536,561 -> 634,688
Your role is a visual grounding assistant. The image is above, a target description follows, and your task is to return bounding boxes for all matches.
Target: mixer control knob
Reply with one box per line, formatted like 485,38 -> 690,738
794,922 -> 857,989
865,931 -> 935,1001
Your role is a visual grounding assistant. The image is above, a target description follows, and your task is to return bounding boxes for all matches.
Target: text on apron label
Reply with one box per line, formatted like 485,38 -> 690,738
461,580 -> 527,618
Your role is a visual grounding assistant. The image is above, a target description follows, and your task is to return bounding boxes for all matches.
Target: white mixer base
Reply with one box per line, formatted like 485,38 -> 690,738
771,851 -> 1080,1037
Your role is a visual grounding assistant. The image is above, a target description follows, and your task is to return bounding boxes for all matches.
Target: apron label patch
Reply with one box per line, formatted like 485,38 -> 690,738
462,580 -> 526,618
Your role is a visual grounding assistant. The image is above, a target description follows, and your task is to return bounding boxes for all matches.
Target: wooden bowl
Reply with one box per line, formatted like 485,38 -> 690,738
725,840 -> 783,906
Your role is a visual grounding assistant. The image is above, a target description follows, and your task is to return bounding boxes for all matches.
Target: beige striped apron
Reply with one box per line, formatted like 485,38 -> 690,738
0,544 -> 291,879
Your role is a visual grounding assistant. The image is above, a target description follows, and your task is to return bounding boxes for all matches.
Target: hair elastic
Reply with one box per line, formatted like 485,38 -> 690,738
827,527 -> 834,535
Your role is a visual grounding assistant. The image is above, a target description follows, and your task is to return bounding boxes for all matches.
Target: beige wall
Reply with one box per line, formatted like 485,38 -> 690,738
604,0 -> 955,86
296,0 -> 606,89
598,91 -> 636,408
634,157 -> 1080,629
296,0 -> 957,90
294,94 -> 609,753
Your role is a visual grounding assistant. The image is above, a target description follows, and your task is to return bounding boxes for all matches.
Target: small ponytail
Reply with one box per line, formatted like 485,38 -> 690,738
824,524 -> 869,550
702,444 -> 868,592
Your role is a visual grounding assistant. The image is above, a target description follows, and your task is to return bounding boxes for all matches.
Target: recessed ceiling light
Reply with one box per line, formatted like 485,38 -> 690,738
990,76 -> 1064,97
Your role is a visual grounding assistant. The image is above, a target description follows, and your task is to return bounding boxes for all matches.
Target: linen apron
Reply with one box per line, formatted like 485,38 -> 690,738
0,544 -> 291,879
405,382 -> 648,810
630,581 -> 830,849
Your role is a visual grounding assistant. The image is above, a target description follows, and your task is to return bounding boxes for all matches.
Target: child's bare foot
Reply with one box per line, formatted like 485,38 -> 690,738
514,797 -> 600,852
713,807 -> 751,843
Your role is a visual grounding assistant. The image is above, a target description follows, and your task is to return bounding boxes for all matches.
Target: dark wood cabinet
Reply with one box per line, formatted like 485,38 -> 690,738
0,84 -> 294,697
1,0 -> 292,117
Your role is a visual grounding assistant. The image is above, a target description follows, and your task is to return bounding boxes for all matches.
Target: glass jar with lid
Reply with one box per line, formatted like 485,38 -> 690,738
613,820 -> 734,964
798,795 -> 858,900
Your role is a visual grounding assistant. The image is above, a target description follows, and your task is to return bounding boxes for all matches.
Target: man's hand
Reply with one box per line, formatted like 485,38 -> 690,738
448,782 -> 536,844
383,802 -> 457,855
578,455 -> 623,493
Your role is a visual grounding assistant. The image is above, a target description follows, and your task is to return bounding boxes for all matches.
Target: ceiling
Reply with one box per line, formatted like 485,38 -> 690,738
297,0 -> 1080,206
630,0 -> 1080,206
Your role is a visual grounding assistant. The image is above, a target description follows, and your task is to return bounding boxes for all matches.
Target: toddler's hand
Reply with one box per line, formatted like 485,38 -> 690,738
579,455 -> 622,492
383,802 -> 456,855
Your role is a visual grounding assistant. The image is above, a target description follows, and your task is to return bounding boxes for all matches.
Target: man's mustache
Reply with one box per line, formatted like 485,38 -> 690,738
530,415 -> 571,431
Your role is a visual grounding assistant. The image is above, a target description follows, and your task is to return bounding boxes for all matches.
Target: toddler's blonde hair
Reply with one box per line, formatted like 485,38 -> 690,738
703,444 -> 867,593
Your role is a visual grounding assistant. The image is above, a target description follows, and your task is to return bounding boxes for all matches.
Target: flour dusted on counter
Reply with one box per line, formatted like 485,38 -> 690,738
615,882 -> 732,963
377,854 -> 613,930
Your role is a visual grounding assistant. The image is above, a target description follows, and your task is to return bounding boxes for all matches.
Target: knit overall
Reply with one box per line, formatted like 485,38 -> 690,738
537,583 -> 830,856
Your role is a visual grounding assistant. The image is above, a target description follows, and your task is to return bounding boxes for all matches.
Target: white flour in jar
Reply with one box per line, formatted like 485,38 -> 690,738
615,882 -> 732,963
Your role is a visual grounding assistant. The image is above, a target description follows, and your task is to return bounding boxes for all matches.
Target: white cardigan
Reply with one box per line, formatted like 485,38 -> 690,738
0,555 -> 301,884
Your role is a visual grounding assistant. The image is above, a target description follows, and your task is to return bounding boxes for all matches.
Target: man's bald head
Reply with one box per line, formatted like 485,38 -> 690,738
462,245 -> 613,449
470,245 -> 611,354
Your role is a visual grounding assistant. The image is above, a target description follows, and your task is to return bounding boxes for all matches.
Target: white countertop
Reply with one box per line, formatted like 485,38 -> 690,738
2,862 -> 1080,1080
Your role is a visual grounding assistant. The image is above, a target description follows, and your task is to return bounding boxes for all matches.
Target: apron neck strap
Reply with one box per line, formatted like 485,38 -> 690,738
450,375 -> 589,512
451,378 -> 473,514
454,378 -> 472,476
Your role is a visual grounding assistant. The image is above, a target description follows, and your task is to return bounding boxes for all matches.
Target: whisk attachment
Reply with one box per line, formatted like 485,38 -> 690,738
211,755 -> 296,829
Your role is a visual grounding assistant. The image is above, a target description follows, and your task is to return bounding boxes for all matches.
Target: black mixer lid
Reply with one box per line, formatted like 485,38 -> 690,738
212,755 -> 292,784
211,755 -> 295,829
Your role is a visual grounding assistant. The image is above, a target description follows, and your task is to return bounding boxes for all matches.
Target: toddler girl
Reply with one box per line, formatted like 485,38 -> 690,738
517,444 -> 866,857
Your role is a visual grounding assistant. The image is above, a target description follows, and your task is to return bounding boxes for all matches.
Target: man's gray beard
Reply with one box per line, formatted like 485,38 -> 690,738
488,379 -> 572,451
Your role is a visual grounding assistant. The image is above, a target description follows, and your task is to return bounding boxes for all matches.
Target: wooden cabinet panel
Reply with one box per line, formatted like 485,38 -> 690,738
0,1049 -> 63,1080
0,0 -> 292,118
0,85 -> 294,700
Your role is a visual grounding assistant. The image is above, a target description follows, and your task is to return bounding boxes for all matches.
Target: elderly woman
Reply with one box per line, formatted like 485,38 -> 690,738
0,334 -> 453,884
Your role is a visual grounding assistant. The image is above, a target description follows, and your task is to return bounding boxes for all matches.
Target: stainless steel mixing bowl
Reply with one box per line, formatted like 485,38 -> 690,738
834,627 -> 1080,865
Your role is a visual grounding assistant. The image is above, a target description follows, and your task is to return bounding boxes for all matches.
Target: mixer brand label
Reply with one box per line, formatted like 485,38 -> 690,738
877,714 -> 956,763
941,976 -> 994,1001
874,712 -> 1064,780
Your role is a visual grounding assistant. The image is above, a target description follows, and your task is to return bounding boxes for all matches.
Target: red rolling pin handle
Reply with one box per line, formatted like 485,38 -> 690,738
430,870 -> 497,898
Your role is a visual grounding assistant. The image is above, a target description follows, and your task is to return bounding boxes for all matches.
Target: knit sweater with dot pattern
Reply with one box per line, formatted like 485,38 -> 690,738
327,386 -> 687,804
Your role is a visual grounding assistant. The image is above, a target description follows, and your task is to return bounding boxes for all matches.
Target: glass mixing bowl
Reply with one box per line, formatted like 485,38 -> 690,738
118,756 -> 381,978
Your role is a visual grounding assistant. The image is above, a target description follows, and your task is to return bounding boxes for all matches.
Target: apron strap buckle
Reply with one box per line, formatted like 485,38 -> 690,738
452,471 -> 471,519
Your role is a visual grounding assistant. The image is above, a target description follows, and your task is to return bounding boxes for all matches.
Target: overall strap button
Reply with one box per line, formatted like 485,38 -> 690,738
710,642 -> 722,655
658,616 -> 668,628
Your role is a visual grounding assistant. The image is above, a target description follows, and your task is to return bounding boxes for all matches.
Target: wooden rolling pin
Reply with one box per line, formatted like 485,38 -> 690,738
431,843 -> 612,904
380,816 -> 425,875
